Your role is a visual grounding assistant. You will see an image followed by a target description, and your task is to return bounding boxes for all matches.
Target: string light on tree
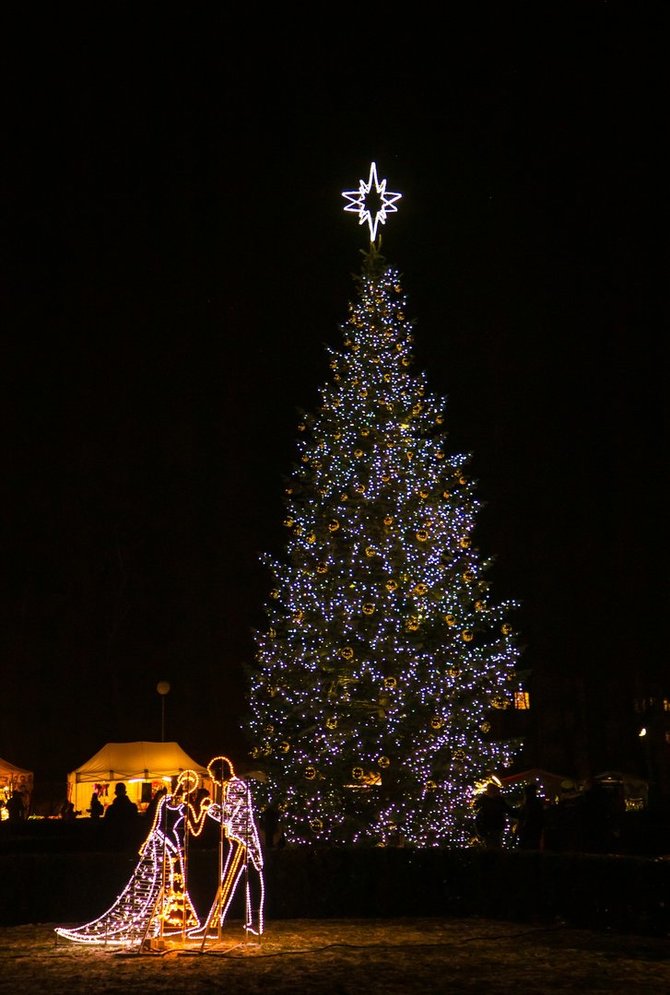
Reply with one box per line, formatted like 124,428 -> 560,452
247,164 -> 524,848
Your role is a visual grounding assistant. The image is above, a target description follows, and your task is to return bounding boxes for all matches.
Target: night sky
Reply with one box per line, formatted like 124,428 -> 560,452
2,9 -> 663,785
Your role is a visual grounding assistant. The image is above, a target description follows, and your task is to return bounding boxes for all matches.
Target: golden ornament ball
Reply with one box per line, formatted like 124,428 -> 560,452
416,529 -> 429,542
384,676 -> 397,689
378,756 -> 390,768
501,623 -> 513,635
462,629 -> 474,642
340,646 -> 354,660
444,614 -> 456,626
304,767 -> 316,780
352,767 -> 364,781
328,519 -> 340,532
430,715 -> 444,729
362,603 -> 375,615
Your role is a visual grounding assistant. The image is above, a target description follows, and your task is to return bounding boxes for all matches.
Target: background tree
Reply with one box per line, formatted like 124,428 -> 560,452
246,245 -> 523,846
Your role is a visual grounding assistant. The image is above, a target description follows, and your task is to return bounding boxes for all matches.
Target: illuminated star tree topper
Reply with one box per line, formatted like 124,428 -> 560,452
342,162 -> 402,242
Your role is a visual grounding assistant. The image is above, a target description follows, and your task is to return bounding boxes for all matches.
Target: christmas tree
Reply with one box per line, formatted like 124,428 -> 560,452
246,165 -> 523,847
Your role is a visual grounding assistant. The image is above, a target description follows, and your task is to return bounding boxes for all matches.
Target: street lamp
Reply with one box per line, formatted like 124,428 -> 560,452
157,681 -> 171,741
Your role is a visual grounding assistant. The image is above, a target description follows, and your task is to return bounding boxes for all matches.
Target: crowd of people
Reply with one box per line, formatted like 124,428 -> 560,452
1,775 -> 639,856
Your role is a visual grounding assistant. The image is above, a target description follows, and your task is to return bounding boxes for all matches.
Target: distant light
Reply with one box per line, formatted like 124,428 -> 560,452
639,727 -> 647,737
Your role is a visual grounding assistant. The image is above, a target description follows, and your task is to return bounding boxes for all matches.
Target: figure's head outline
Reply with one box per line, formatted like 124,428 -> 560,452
175,769 -> 200,797
207,755 -> 235,786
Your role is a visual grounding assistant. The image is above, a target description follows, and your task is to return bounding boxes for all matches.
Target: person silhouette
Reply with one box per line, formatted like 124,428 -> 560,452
104,782 -> 139,849
474,782 -> 513,848
89,792 -> 104,819
5,791 -> 25,824
516,782 -> 545,850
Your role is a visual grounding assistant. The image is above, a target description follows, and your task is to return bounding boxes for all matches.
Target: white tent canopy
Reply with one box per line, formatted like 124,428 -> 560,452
68,741 -> 209,816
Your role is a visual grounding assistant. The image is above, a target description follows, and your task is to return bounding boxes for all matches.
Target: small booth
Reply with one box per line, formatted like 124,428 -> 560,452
500,767 -> 577,804
67,741 -> 210,816
0,757 -> 34,819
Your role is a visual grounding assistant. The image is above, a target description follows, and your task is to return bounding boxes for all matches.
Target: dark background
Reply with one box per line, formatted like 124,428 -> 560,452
1,7 -> 664,787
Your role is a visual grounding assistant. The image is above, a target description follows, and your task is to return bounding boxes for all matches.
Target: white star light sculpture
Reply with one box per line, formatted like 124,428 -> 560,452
342,162 -> 402,242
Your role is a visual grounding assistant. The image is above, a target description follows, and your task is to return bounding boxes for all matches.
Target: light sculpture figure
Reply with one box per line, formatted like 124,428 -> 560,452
342,162 -> 402,242
55,770 -> 206,946
190,755 -> 265,945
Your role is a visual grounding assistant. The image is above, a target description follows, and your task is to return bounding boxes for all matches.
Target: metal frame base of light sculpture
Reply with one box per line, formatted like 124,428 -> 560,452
342,162 -> 402,242
188,755 -> 265,949
55,770 -> 208,948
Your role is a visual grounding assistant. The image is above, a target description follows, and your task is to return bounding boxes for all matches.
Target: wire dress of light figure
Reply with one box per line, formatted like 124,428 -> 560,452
190,755 -> 265,940
55,770 -> 204,945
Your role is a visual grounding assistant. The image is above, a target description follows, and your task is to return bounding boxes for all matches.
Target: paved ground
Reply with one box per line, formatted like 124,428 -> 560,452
0,918 -> 668,994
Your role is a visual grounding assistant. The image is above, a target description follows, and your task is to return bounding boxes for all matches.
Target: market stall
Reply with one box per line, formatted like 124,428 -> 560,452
0,757 -> 33,819
67,741 -> 209,816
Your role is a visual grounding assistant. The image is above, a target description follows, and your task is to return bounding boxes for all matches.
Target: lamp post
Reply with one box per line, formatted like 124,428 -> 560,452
156,681 -> 171,742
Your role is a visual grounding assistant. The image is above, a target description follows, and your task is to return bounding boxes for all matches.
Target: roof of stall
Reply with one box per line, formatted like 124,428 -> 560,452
69,741 -> 208,783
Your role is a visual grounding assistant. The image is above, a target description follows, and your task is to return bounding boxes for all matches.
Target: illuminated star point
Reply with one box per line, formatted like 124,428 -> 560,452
342,162 -> 402,242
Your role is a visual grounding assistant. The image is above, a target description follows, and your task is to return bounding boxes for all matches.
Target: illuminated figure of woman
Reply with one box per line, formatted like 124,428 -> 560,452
56,770 -> 205,946
190,755 -> 265,941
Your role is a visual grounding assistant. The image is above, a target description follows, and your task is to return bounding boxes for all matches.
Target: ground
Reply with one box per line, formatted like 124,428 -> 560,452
0,918 -> 668,994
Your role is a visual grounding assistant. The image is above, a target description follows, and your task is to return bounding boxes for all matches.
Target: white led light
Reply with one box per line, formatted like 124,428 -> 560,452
342,162 -> 402,242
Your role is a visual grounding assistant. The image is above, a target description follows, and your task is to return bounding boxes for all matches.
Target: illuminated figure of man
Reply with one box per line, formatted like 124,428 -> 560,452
191,755 -> 265,942
55,770 -> 204,946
